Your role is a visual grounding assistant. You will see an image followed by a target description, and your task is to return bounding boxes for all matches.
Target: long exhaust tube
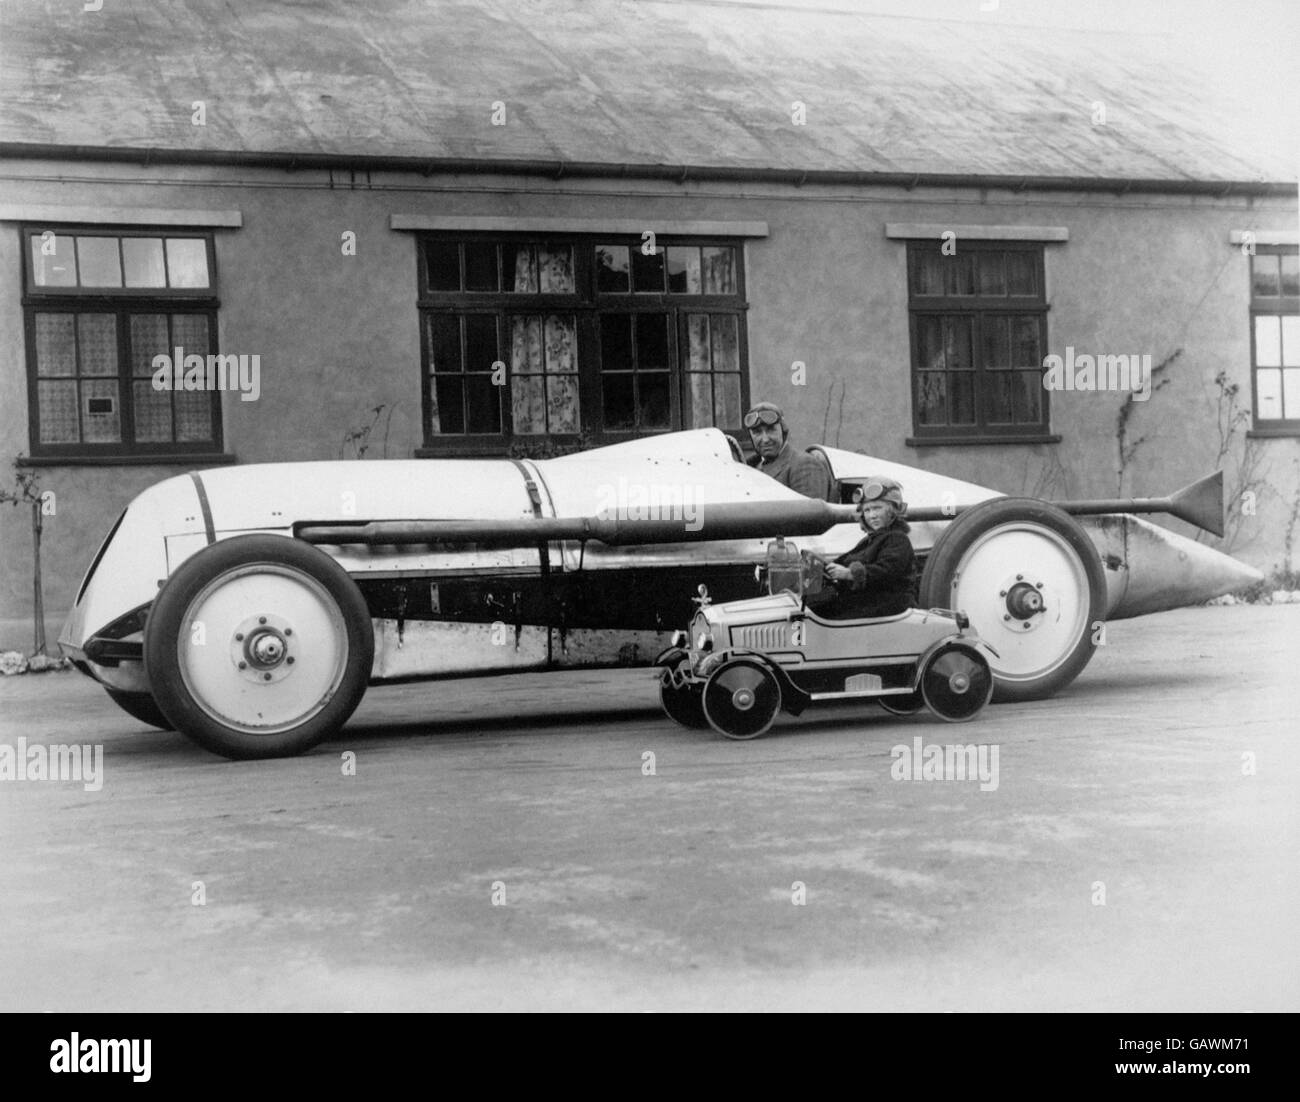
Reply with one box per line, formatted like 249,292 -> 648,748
297,471 -> 1224,546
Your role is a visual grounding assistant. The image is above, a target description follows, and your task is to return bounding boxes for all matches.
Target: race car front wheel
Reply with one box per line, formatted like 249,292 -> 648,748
144,535 -> 374,760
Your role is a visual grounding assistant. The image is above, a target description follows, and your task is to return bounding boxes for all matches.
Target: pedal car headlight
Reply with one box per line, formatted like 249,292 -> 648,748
670,630 -> 687,648
695,630 -> 713,652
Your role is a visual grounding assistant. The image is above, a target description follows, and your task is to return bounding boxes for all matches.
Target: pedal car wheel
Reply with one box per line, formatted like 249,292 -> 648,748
144,535 -> 374,760
919,497 -> 1106,703
659,669 -> 709,729
702,658 -> 781,740
919,643 -> 994,722
104,687 -> 174,731
877,691 -> 924,716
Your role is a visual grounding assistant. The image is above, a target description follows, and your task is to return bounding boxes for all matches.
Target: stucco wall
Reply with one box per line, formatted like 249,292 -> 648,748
1,158 -> 1296,638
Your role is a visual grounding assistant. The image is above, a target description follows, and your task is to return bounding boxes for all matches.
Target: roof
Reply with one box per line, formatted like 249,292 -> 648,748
0,0 -> 1294,185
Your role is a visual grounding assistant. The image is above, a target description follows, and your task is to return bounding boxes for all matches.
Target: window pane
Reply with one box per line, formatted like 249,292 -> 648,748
916,315 -> 944,368
165,239 -> 209,288
978,252 -> 1006,296
429,315 -> 462,372
510,316 -> 543,373
714,373 -> 742,427
701,247 -> 736,295
547,374 -> 580,432
465,375 -> 500,433
1281,253 -> 1299,297
913,252 -> 943,296
1256,368 -> 1282,418
76,237 -> 122,287
600,314 -> 633,369
1012,316 -> 1040,366
1252,255 -> 1280,297
917,373 -> 947,425
544,315 -> 576,372
982,315 -> 1010,367
1255,315 -> 1282,366
687,371 -> 712,428
710,314 -> 739,371
30,233 -> 76,287
463,315 -> 497,374
463,243 -> 498,291
35,313 -> 76,376
944,316 -> 972,369
174,391 -> 213,442
945,253 -> 975,296
636,314 -> 670,371
130,314 -> 170,376
503,245 -> 537,293
433,376 -> 464,433
987,370 -> 1014,424
950,372 -> 975,424
1284,368 -> 1300,419
78,314 -> 118,376
687,314 -> 710,372
123,238 -> 167,288
538,245 -> 574,293
639,371 -> 670,429
81,378 -> 122,442
596,245 -> 629,292
1282,315 -> 1300,367
133,380 -> 173,442
172,313 -> 209,355
427,242 -> 460,291
1015,370 -> 1043,423
1006,251 -> 1036,295
667,247 -> 701,293
38,380 -> 79,442
512,372 -> 546,434
602,373 -> 635,429
631,245 -> 665,292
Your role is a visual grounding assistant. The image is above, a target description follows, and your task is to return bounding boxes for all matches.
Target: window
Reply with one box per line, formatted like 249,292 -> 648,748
417,236 -> 747,452
1249,246 -> 1300,433
905,241 -> 1052,442
22,228 -> 222,458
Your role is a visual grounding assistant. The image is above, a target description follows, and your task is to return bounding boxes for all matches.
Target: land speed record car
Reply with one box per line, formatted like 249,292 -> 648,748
60,429 -> 1259,759
657,539 -> 997,739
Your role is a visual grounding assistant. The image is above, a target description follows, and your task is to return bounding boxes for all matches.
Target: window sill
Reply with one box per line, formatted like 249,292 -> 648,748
906,434 -> 1062,448
18,453 -> 238,467
1247,426 -> 1300,439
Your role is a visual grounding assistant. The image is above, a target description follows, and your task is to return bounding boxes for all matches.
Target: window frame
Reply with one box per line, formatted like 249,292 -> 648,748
414,232 -> 749,455
1247,244 -> 1300,437
20,224 -> 225,461
904,240 -> 1057,446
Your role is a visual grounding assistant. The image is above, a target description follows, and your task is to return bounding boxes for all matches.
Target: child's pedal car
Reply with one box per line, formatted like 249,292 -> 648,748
657,537 -> 997,739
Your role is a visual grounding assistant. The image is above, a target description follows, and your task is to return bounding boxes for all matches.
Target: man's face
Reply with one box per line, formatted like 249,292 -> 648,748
860,501 -> 893,530
750,422 -> 784,459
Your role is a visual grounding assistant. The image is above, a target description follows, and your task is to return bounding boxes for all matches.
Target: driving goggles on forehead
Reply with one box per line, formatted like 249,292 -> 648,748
854,481 -> 894,504
743,409 -> 783,428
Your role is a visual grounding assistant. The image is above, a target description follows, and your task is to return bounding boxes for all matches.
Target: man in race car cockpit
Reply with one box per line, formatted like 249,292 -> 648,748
744,401 -> 835,501
805,478 -> 919,619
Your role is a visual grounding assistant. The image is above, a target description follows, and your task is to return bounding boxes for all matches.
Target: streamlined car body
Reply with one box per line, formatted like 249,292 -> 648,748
59,429 -> 1260,758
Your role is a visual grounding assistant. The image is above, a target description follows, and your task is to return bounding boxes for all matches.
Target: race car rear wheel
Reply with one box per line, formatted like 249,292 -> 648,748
919,643 -> 994,722
919,498 -> 1106,703
877,691 -> 924,716
659,669 -> 708,729
104,687 -> 174,731
702,658 -> 781,740
144,535 -> 374,760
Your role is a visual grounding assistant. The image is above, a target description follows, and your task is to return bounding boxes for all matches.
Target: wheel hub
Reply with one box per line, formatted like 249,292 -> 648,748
231,613 -> 298,684
731,687 -> 755,711
1000,575 -> 1046,631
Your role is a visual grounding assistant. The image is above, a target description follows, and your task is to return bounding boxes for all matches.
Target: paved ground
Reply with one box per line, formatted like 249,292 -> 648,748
1,605 -> 1296,1012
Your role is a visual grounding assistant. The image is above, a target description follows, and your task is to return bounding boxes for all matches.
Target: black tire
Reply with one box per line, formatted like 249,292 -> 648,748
104,687 -> 174,731
877,691 -> 924,716
144,535 -> 374,760
919,498 -> 1106,703
702,658 -> 781,740
659,669 -> 709,729
918,643 -> 994,722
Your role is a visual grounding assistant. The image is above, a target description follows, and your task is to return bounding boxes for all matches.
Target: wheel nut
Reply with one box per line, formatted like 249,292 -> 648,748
1003,614 -> 1011,621
235,632 -> 244,641
259,616 -> 267,625
287,657 -> 295,665
1016,574 -> 1024,581
1023,622 -> 1031,628
238,661 -> 247,669
1035,582 -> 1043,588
284,628 -> 292,636
263,672 -> 272,681
999,590 -> 1007,597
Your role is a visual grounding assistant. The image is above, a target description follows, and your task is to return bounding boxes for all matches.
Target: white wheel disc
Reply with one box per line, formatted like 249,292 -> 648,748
177,565 -> 349,734
945,522 -> 1091,685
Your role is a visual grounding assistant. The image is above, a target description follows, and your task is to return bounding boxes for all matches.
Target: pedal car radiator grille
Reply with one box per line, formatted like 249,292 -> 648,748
734,624 -> 790,651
